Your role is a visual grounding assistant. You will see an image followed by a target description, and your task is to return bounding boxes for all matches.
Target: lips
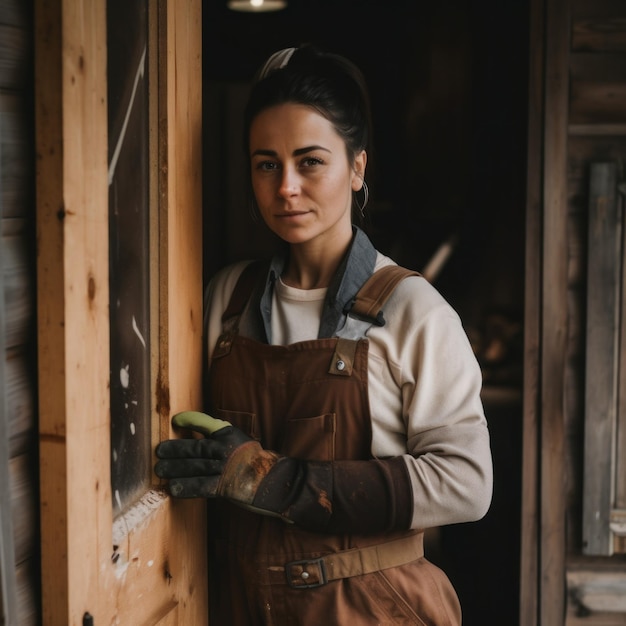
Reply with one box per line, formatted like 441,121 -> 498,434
275,210 -> 310,218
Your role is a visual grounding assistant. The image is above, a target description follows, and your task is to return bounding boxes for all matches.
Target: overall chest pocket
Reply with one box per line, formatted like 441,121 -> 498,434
282,412 -> 336,461
213,408 -> 337,462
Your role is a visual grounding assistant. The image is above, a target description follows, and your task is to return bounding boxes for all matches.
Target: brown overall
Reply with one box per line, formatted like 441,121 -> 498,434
207,264 -> 462,625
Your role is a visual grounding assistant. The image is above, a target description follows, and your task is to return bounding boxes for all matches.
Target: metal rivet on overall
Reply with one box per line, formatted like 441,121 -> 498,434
336,360 -> 345,371
301,571 -> 310,580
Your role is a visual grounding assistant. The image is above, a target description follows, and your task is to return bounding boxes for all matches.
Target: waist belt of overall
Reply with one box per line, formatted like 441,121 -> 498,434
268,532 -> 425,589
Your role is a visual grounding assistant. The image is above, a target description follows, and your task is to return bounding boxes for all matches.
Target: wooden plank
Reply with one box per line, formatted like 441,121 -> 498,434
159,0 -> 204,417
567,560 -> 626,619
0,94 -> 30,219
567,608 -> 626,625
0,211 -> 18,625
0,0 -> 28,27
570,80 -> 626,124
570,53 -> 626,82
569,53 -> 626,131
572,17 -> 626,52
0,23 -> 29,90
9,453 -> 36,565
154,3 -> 208,623
15,559 -> 37,626
572,0 -> 626,18
520,0 -> 545,623
35,0 -> 110,622
5,348 -> 35,457
616,182 -> 626,555
583,162 -> 620,556
2,226 -> 32,349
541,0 -> 571,621
570,124 -> 626,135
36,1 -> 207,624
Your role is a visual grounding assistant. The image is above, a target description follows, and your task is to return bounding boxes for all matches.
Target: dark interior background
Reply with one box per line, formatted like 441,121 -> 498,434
203,1 -> 528,623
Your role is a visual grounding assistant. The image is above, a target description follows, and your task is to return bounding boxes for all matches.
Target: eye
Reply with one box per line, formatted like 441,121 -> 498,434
300,156 -> 324,168
254,160 -> 280,172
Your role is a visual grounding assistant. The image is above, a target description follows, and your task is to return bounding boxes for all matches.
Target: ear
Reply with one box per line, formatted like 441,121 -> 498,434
351,150 -> 367,191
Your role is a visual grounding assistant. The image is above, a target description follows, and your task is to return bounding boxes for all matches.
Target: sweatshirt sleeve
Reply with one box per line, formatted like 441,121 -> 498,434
204,260 -> 253,364
367,275 -> 493,530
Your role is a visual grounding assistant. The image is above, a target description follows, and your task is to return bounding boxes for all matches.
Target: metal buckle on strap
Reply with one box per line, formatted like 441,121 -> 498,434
285,557 -> 328,589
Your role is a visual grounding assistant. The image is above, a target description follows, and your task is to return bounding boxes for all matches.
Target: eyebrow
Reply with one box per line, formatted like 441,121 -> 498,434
251,145 -> 331,158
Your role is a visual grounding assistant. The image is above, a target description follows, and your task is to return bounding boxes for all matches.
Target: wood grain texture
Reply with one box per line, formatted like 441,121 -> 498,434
520,0 -> 544,623
583,162 -> 620,556
541,0 -> 571,622
35,1 -> 207,624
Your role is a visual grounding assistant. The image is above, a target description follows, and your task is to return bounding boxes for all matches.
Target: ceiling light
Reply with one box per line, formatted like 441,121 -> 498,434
227,0 -> 287,12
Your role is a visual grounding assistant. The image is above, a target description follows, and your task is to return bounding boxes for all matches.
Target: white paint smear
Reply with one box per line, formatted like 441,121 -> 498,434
132,315 -> 147,349
108,46 -> 147,185
120,364 -> 130,388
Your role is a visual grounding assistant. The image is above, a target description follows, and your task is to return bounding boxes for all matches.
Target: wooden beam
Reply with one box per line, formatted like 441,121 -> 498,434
36,1 -> 207,623
572,17 -> 626,53
569,124 -> 626,135
615,181 -> 626,556
582,162 -> 620,556
0,200 -> 18,626
541,0 -> 571,622
520,0 -> 545,623
35,1 -> 110,623
567,558 -> 626,619
570,81 -> 626,124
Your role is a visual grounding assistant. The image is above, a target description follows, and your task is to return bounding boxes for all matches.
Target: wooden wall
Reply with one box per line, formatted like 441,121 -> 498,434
565,0 -> 626,621
0,0 -> 39,624
523,0 -> 626,623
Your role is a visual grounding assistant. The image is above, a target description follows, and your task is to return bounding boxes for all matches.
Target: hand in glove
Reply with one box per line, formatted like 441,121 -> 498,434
155,411 -> 413,533
155,411 -> 287,518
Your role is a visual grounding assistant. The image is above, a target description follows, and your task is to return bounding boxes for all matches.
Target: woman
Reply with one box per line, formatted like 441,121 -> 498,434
155,44 -> 492,625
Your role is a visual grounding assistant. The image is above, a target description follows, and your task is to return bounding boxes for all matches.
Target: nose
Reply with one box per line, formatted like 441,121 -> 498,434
278,166 -> 300,198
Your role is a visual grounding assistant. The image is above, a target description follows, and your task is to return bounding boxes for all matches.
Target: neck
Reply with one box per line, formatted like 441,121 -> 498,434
282,230 -> 353,290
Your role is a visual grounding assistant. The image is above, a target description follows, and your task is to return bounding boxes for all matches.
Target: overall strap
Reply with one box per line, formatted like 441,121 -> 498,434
213,260 -> 267,359
332,265 -> 421,360
221,260 -> 266,323
350,265 -> 421,326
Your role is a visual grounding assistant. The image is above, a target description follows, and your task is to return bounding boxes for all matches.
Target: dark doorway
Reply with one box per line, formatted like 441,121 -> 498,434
202,2 -> 528,623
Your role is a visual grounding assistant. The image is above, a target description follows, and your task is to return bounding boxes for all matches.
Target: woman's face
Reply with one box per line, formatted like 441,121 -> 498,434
249,103 -> 366,248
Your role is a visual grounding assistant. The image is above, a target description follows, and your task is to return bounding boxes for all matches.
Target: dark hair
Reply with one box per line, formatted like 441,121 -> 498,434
244,44 -> 373,167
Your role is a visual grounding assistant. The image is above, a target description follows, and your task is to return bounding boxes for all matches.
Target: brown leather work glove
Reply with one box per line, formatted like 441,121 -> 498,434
155,411 -> 413,533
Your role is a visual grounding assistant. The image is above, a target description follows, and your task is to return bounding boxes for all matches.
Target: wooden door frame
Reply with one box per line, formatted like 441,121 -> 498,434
521,0 -> 571,623
35,1 -> 207,623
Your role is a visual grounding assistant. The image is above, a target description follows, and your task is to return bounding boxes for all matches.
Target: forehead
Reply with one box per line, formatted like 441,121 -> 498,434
249,103 -> 342,148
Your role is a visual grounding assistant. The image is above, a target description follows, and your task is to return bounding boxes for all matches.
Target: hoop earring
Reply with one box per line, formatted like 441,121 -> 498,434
354,180 -> 369,217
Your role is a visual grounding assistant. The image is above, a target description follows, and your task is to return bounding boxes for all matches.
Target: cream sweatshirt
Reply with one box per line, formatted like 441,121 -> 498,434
204,252 -> 493,530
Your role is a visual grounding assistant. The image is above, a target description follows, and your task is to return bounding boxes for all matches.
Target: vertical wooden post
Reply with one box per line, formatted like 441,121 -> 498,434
617,182 -> 626,555
0,216 -> 18,626
35,0 -> 110,623
520,0 -> 545,622
583,162 -> 620,556
36,1 -> 207,623
540,0 -> 571,623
